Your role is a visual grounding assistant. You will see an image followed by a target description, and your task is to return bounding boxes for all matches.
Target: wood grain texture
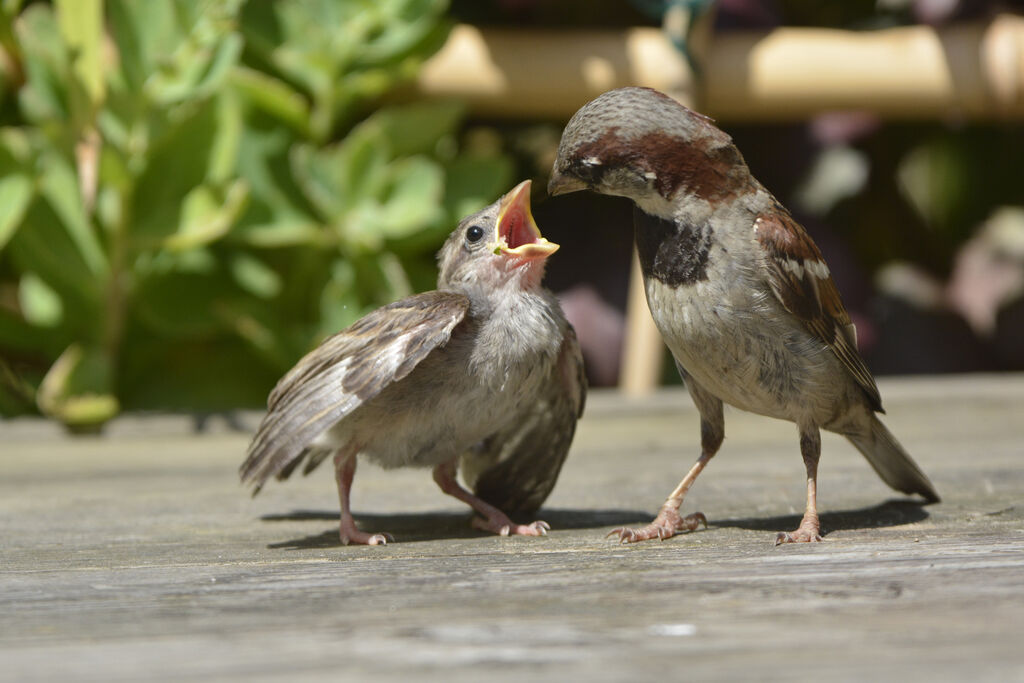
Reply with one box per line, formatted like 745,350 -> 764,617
2,374 -> 1023,682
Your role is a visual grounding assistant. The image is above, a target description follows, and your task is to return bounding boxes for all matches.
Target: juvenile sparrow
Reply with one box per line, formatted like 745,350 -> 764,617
241,180 -> 586,545
549,87 -> 938,544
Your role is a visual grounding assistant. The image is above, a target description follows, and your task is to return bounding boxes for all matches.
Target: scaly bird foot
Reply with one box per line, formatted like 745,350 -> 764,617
608,508 -> 707,544
472,515 -> 550,537
775,522 -> 823,545
339,521 -> 394,546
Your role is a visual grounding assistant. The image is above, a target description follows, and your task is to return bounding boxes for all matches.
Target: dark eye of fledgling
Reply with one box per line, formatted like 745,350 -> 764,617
465,225 -> 485,243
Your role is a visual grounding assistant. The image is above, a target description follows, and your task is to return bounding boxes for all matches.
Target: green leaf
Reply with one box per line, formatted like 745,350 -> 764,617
37,152 -> 107,277
367,100 -> 463,158
235,124 -> 313,222
897,138 -> 969,234
356,0 -> 450,66
230,252 -> 281,299
15,5 -> 71,124
165,179 -> 249,251
36,343 -> 119,429
318,259 -> 361,336
232,218 -> 325,248
0,307 -> 59,354
18,271 -> 63,327
149,32 -> 244,105
290,129 -> 390,222
133,268 -> 235,338
8,195 -> 102,315
230,66 -> 311,136
106,0 -> 177,91
375,156 -> 444,239
54,0 -> 104,107
0,127 -> 33,166
117,337 -> 279,411
337,125 -> 392,207
0,172 -> 32,250
209,89 -> 243,184
443,155 -> 515,220
108,0 -> 243,104
131,100 -> 220,244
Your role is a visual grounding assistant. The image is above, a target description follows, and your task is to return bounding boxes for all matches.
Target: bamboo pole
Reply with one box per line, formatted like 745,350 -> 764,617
415,15 -> 1024,120
619,250 -> 667,397
415,25 -> 696,118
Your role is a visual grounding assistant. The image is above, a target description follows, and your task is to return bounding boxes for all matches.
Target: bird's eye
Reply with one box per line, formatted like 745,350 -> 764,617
465,225 -> 485,243
572,156 -> 606,186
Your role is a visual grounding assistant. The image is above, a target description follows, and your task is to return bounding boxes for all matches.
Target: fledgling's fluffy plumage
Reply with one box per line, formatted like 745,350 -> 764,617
241,181 -> 586,545
549,87 -> 937,544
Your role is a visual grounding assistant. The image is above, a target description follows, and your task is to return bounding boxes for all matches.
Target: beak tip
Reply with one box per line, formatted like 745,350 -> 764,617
547,171 -> 584,197
509,179 -> 532,200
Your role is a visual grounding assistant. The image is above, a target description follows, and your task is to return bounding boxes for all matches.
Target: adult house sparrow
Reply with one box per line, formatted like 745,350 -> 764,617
241,180 -> 586,545
548,87 -> 938,544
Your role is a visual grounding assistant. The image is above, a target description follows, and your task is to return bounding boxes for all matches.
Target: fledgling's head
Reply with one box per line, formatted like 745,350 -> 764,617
548,87 -> 753,212
438,180 -> 558,297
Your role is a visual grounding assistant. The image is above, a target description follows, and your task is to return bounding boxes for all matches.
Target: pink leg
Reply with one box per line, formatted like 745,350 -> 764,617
432,460 -> 550,537
607,454 -> 710,543
334,448 -> 393,546
608,402 -> 722,544
776,430 -> 824,545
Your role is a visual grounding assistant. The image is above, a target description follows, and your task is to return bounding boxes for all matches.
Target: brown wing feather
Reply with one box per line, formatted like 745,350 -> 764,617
240,291 -> 471,490
464,326 -> 587,517
754,207 -> 883,412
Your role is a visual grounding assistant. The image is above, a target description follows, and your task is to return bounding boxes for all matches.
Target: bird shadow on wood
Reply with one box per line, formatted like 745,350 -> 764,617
261,507 -> 652,549
711,499 -> 932,537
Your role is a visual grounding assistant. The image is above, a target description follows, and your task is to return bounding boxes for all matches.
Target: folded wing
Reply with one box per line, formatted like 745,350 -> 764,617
240,291 -> 471,491
754,207 -> 882,412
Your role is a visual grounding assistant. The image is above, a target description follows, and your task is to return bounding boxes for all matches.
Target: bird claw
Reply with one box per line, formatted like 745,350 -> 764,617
774,528 -> 823,545
474,516 -> 550,537
340,528 -> 395,546
608,510 -> 707,544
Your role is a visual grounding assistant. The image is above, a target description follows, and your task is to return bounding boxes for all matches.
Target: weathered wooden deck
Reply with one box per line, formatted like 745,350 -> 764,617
2,374 -> 1023,682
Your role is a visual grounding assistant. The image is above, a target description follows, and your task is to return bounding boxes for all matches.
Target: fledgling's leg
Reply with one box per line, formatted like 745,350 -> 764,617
334,446 -> 393,546
610,376 -> 722,543
432,460 -> 549,537
776,428 -> 824,544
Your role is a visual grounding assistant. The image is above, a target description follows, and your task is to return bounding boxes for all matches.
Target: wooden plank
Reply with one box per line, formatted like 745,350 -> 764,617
1,374 -> 1023,681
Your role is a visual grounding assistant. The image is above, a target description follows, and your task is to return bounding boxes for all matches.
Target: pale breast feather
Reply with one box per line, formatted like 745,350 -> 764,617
465,325 -> 587,516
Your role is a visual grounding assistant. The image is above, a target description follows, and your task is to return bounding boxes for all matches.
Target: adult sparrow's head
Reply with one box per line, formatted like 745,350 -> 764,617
547,87 -> 753,216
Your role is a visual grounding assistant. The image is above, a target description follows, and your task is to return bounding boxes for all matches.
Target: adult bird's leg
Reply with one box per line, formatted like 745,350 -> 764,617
609,385 -> 723,543
776,429 -> 824,544
333,446 -> 393,546
432,459 -> 549,537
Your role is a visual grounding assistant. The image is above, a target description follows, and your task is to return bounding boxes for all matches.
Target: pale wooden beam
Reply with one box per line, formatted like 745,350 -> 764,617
414,15 -> 1024,121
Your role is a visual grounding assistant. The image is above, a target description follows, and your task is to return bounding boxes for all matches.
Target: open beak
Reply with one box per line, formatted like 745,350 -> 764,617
495,180 -> 558,262
547,168 -> 587,197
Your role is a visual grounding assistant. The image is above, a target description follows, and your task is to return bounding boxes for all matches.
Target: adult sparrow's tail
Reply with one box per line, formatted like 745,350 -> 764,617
845,417 -> 940,503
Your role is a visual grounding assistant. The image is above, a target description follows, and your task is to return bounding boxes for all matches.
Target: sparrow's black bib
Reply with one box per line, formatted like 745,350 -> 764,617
633,207 -> 712,287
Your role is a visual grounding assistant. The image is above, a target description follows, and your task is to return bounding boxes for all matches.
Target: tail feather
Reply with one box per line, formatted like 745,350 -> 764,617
845,416 -> 940,503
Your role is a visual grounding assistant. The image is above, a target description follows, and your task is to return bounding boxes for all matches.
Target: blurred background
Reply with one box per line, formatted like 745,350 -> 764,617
0,0 -> 1022,430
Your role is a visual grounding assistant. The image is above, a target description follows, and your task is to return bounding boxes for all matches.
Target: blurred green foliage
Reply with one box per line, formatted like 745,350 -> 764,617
0,0 -> 513,427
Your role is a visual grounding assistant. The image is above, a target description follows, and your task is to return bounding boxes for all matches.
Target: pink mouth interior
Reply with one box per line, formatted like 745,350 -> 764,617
502,209 -> 537,249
